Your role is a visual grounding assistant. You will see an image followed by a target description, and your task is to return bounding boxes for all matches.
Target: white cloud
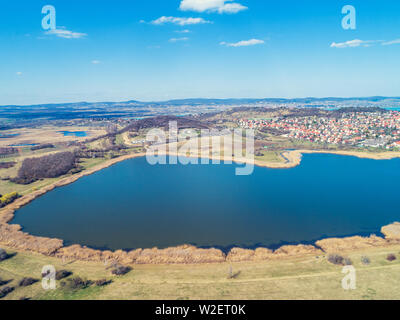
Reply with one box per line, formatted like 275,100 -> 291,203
16,72 -> 22,76
151,16 -> 211,26
179,0 -> 247,14
220,39 -> 265,47
175,29 -> 191,33
91,60 -> 101,64
382,39 -> 400,46
217,2 -> 247,13
45,27 -> 87,39
169,37 -> 189,42
330,39 -> 378,48
331,38 -> 400,48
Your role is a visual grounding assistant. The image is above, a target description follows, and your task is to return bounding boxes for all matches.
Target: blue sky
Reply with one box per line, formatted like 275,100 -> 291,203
1,0 -> 400,105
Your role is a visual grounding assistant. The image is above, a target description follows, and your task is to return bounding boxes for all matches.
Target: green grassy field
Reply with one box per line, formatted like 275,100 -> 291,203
255,151 -> 283,163
1,246 -> 400,300
0,154 -> 110,196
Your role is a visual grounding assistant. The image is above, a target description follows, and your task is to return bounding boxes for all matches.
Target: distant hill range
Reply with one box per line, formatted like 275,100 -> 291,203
0,96 -> 398,126
142,96 -> 400,106
1,96 -> 400,109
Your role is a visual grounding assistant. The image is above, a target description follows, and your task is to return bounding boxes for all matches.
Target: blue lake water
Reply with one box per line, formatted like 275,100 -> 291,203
0,133 -> 20,139
12,154 -> 400,251
9,143 -> 38,147
58,131 -> 87,137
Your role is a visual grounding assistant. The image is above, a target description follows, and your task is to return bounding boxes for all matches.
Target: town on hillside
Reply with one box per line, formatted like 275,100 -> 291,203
239,110 -> 400,150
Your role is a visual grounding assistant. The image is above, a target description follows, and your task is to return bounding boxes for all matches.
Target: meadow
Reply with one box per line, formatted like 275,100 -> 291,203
1,245 -> 400,300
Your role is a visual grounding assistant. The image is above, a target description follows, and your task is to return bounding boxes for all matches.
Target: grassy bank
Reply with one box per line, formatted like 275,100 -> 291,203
1,245 -> 400,300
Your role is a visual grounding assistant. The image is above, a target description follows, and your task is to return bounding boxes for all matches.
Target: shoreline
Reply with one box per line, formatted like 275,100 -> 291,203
1,148 -> 400,264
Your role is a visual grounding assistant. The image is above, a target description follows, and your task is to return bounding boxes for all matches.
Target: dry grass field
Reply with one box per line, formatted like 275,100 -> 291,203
0,126 -> 106,148
1,245 -> 400,300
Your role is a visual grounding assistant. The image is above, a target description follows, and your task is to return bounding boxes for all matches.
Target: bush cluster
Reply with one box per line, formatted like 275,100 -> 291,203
0,162 -> 16,169
18,277 -> 39,287
0,248 -> 8,262
0,147 -> 17,157
387,254 -> 397,262
111,265 -> 131,276
0,286 -> 14,299
30,143 -> 55,151
0,192 -> 20,208
361,256 -> 371,265
18,277 -> 38,287
95,279 -> 112,287
0,278 -> 10,286
327,254 -> 352,266
60,277 -> 92,290
55,270 -> 73,280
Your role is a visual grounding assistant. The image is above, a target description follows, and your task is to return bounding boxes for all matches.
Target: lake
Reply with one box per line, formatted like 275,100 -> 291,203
58,131 -> 87,137
12,154 -> 400,251
9,143 -> 38,147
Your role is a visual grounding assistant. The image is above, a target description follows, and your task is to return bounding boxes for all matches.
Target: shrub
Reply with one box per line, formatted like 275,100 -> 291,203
227,271 -> 241,279
0,248 -> 8,262
361,256 -> 371,265
0,147 -> 17,157
55,270 -> 72,280
327,254 -> 345,265
60,277 -> 92,290
0,286 -> 14,299
30,144 -> 55,151
95,279 -> 112,287
0,162 -> 16,169
0,278 -> 10,286
227,265 -> 241,279
41,270 -> 50,278
387,254 -> 397,262
0,192 -> 20,208
111,265 -> 131,276
18,277 -> 38,287
343,258 -> 353,266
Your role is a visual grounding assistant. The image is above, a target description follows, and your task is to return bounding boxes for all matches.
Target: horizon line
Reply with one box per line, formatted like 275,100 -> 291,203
1,95 -> 400,108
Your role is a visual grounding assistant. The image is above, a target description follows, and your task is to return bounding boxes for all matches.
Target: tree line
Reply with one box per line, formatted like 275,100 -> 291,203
0,192 -> 20,208
11,151 -> 77,184
0,147 -> 18,158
